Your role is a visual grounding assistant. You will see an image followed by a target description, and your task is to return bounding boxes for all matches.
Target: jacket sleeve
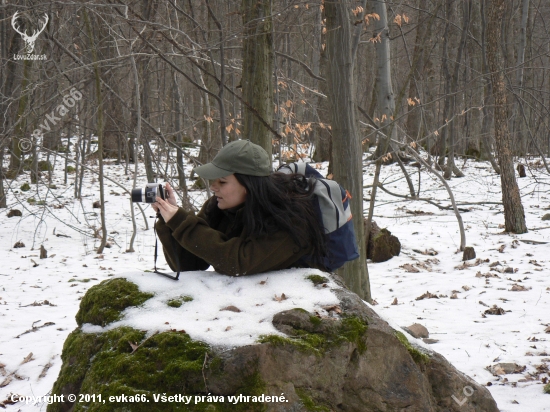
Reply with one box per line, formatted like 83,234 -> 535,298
165,208 -> 308,276
154,206 -> 210,272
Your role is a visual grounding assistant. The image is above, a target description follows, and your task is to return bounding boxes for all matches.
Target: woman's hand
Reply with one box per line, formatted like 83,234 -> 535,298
152,182 -> 178,214
154,196 -> 180,223
164,182 -> 178,206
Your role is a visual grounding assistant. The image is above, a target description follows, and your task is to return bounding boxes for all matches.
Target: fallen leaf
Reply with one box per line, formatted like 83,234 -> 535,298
416,291 -> 438,300
391,298 -> 398,305
225,326 -> 232,331
400,263 -> 420,273
322,304 -> 342,314
274,293 -> 288,302
38,362 -> 53,379
484,305 -> 505,316
0,375 -> 13,388
220,305 -> 241,313
21,353 -> 33,365
510,284 -> 530,291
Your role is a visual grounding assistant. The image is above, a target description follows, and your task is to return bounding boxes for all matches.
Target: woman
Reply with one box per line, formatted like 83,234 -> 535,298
153,139 -> 327,276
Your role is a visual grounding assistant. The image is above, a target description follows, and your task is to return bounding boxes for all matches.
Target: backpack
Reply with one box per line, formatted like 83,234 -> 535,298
277,162 -> 360,271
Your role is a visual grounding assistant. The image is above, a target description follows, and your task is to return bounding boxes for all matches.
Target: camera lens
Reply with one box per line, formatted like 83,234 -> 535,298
131,188 -> 143,203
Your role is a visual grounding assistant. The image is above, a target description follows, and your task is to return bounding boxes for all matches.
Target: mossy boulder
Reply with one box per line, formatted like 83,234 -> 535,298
20,182 -> 31,191
75,278 -> 153,327
50,274 -> 498,412
365,220 -> 401,262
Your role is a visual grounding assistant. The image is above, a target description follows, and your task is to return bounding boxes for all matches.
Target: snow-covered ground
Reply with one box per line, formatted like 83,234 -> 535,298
0,145 -> 548,411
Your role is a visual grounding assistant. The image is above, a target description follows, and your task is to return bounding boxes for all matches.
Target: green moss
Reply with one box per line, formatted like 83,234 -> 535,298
340,317 -> 368,354
296,388 -> 331,412
66,165 -> 76,173
20,182 -> 31,192
258,332 -> 327,355
167,295 -> 193,308
306,274 -> 328,286
75,278 -> 153,327
49,325 -> 270,412
69,278 -> 91,283
394,331 -> 430,365
544,382 -> 550,394
49,328 -> 212,412
258,315 -> 368,355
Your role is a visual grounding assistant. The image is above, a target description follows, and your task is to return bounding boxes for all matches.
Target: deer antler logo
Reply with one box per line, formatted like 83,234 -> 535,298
11,11 -> 49,55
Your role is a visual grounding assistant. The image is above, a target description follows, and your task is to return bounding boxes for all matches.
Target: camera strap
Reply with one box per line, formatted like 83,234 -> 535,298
153,215 -> 180,280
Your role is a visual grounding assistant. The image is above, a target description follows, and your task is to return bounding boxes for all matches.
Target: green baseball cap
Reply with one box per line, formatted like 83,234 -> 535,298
193,140 -> 272,179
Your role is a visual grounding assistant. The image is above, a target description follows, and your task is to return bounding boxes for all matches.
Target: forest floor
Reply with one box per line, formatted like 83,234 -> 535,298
0,147 -> 549,411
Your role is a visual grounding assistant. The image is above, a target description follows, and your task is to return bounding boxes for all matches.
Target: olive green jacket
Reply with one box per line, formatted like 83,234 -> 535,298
155,197 -> 322,276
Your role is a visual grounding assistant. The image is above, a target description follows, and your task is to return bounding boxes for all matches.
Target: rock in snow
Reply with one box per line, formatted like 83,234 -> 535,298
49,269 -> 498,412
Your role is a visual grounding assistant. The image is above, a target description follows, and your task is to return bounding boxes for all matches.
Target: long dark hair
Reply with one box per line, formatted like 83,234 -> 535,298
225,172 -> 327,266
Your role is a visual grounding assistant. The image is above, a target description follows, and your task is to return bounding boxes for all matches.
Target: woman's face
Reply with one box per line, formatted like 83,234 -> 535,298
209,174 -> 247,209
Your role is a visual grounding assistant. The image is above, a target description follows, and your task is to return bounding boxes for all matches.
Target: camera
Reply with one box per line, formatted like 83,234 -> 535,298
131,183 -> 167,203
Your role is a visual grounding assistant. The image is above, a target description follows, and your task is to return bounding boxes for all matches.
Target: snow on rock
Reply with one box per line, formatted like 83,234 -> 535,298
81,268 -> 340,347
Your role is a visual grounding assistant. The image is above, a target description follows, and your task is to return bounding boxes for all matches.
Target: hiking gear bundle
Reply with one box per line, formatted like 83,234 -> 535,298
277,162 -> 360,271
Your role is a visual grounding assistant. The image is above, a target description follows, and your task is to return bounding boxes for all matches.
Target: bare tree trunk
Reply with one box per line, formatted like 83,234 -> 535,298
480,0 -> 501,173
372,0 -> 396,160
84,9 -> 108,253
486,0 -> 527,234
325,0 -> 371,302
512,0 -> 530,153
10,59 -> 31,175
241,0 -> 273,154
128,54 -> 141,254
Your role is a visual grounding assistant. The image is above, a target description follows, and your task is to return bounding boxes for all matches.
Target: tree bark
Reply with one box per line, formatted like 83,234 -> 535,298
241,0 -> 273,154
325,0 -> 371,302
372,0 -> 396,160
84,9 -> 109,253
486,0 -> 527,234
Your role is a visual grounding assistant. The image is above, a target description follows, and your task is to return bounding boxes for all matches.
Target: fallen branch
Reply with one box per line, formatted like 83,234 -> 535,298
405,145 -> 467,251
15,321 -> 55,339
128,331 -> 159,354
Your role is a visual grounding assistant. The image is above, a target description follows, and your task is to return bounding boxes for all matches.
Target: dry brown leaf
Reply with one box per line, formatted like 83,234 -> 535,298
322,304 -> 342,314
274,293 -> 288,302
128,341 -> 139,352
484,305 -> 505,316
391,298 -> 398,305
220,305 -> 241,313
400,263 -> 420,273
21,353 -> 33,365
510,284 -> 530,291
0,375 -> 13,388
416,291 -> 438,301
38,362 -> 53,379
225,326 -> 232,331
